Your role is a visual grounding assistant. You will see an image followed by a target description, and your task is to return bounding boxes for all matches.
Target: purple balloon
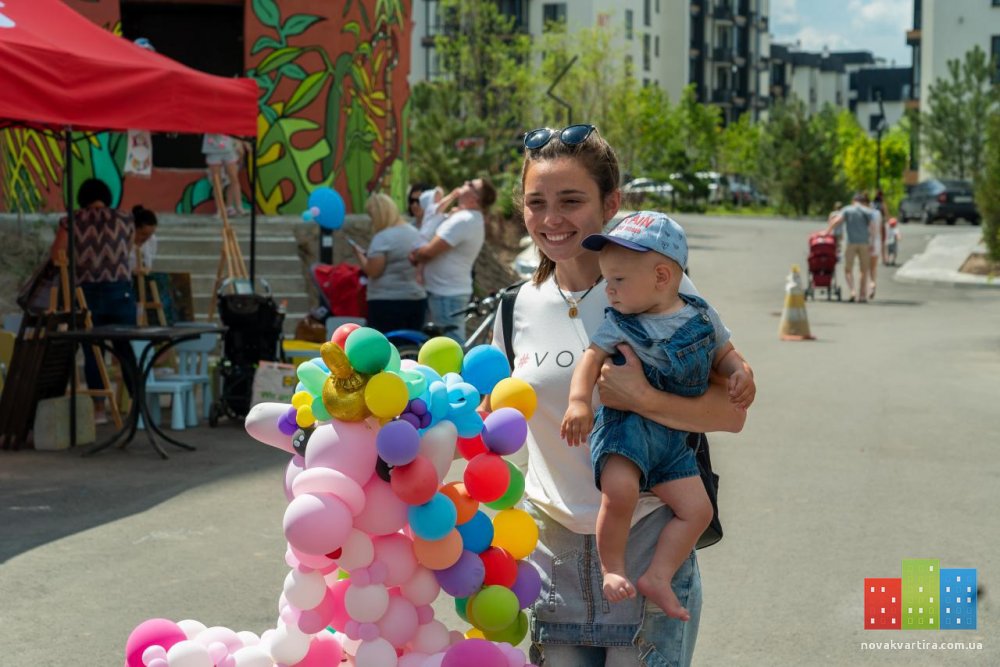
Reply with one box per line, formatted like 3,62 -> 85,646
377,419 -> 421,466
277,415 -> 298,436
481,408 -> 528,456
419,412 -> 432,429
434,550 -> 485,598
442,638 -> 507,667
511,560 -> 543,609
399,412 -> 421,430
410,398 -> 428,416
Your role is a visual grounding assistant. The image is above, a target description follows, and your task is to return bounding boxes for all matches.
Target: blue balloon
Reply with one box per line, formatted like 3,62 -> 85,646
461,345 -> 511,395
408,492 -> 458,541
307,187 -> 346,231
456,510 -> 494,554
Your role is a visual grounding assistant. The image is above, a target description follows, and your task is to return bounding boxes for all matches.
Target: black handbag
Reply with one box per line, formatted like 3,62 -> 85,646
688,431 -> 723,549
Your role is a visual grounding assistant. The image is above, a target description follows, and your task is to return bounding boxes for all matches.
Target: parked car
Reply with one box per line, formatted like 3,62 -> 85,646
898,179 -> 980,225
622,178 -> 674,197
729,182 -> 768,206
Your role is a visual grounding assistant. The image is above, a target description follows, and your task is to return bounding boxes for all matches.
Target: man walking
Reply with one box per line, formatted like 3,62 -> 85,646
826,193 -> 876,302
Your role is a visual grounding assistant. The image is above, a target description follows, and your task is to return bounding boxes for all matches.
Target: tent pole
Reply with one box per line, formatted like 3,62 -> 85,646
65,127 -> 77,446
248,136 -> 257,288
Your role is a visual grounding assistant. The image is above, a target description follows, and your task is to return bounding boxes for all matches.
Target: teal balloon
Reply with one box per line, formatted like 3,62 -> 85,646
344,327 -> 391,374
395,369 -> 427,400
386,344 -> 402,372
408,492 -> 458,541
297,361 -> 328,396
455,596 -> 469,622
484,461 -> 525,511
311,395 -> 331,421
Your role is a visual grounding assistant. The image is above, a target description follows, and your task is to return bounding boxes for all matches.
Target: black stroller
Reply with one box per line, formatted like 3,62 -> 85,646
208,281 -> 284,426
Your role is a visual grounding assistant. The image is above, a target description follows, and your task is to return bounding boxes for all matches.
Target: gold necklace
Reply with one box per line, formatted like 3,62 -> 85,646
555,275 -> 603,318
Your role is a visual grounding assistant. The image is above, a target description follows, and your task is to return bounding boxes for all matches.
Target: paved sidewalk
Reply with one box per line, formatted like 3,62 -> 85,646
895,230 -> 998,288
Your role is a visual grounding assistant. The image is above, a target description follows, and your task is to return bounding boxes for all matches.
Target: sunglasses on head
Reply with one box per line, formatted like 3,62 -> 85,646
523,124 -> 596,150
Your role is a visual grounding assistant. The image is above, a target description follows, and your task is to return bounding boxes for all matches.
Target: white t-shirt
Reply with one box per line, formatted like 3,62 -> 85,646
423,209 -> 485,297
129,234 -> 158,272
492,273 -> 700,534
419,200 -> 447,241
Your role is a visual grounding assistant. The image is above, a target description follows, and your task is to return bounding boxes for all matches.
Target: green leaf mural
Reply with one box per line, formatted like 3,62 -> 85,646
343,98 -> 377,211
252,0 -> 280,29
258,117 -> 333,214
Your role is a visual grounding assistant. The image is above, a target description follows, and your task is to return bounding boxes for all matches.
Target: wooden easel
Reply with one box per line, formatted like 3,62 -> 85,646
207,168 -> 249,320
51,256 -> 124,429
134,247 -> 167,326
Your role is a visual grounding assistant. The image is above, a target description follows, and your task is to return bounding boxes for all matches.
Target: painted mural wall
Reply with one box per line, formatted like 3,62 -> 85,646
0,0 -> 412,215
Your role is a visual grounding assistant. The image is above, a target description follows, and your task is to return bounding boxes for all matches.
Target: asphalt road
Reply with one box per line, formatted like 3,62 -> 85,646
2,214 -> 998,666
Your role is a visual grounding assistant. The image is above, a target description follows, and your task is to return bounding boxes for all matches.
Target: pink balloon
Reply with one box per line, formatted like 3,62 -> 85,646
289,545 -> 336,570
297,586 -> 339,634
292,632 -> 344,667
305,420 -> 378,486
398,654 -> 430,667
400,566 -> 441,607
285,455 -> 306,502
441,639 -> 507,667
327,579 -> 353,633
354,477 -> 409,537
376,594 -> 419,648
293,467 -> 367,516
372,534 -> 418,587
124,618 -> 187,667
283,493 -> 353,556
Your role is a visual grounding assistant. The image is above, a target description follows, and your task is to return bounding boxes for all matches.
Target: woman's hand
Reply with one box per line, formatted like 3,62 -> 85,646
596,344 -> 650,412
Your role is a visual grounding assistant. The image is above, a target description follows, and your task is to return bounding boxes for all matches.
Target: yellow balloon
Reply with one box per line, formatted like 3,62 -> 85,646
364,372 -> 409,419
464,628 -> 485,640
291,390 -> 313,409
489,377 -> 537,420
295,404 -> 315,428
491,508 -> 538,560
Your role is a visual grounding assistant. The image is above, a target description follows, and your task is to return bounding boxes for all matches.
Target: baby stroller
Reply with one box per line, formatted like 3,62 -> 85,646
804,231 -> 842,301
209,280 -> 284,426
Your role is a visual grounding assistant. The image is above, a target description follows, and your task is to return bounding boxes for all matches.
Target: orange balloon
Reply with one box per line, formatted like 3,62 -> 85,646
412,529 -> 464,570
439,481 -> 480,525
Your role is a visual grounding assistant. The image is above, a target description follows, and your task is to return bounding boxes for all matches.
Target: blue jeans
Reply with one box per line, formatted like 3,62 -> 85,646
80,280 -> 137,394
527,503 -> 702,667
427,292 -> 470,343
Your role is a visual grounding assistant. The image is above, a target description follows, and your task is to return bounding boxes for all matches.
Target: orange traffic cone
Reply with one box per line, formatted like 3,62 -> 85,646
779,264 -> 815,341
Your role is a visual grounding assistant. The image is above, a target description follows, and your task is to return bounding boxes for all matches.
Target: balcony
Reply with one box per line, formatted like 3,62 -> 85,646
689,41 -> 705,58
906,29 -> 921,46
770,84 -> 786,98
734,52 -> 747,67
734,13 -> 748,27
712,46 -> 736,63
712,4 -> 734,22
753,94 -> 769,109
711,89 -> 734,104
690,1 -> 702,16
733,94 -> 748,108
757,15 -> 768,31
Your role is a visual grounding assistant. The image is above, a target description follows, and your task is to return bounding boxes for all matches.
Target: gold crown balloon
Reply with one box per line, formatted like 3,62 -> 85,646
320,342 -> 371,422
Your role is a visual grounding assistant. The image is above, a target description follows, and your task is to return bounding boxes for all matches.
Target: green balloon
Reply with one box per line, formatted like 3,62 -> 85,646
468,585 -> 519,632
484,610 -> 529,645
344,327 -> 391,374
417,336 -> 464,375
311,395 -> 331,421
485,461 -> 525,511
454,596 -> 469,622
386,344 -> 402,372
297,362 -> 328,396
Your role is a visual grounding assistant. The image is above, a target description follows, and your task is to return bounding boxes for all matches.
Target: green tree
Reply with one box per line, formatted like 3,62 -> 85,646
977,113 -> 1000,262
921,45 -> 1000,183
718,113 -> 761,177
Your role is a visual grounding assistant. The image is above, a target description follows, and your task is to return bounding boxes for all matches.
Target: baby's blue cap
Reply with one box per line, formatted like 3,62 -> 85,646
582,211 -> 688,270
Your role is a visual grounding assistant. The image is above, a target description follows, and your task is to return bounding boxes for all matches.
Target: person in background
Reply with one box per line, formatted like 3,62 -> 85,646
826,192 -> 876,303
130,205 -> 158,272
50,178 -> 137,423
202,134 -> 248,218
409,178 -> 494,342
351,193 -> 427,333
868,190 -> 888,299
885,217 -> 901,266
406,182 -> 431,224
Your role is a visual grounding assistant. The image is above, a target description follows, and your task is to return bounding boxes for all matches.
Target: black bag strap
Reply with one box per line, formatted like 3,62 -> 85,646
500,280 -> 526,369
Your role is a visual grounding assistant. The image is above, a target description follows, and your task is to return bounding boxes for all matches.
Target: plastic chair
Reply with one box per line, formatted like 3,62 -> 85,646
172,324 -> 218,421
130,341 -> 195,431
325,316 -> 367,341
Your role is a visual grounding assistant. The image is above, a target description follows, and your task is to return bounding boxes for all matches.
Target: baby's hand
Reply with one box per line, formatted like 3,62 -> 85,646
728,369 -> 755,410
561,400 -> 593,447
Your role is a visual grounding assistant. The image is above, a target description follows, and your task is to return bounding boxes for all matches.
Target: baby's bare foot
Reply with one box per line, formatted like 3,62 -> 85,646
637,572 -> 690,621
602,571 -> 636,603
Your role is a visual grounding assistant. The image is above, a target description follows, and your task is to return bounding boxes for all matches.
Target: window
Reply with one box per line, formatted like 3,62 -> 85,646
656,0 -> 660,12
644,0 -> 651,26
992,35 -> 1000,83
655,35 -> 660,57
625,10 -> 634,40
542,3 -> 567,27
643,33 -> 651,71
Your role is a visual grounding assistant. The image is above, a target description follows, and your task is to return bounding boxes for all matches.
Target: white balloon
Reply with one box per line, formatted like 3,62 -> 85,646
341,636 -> 362,656
284,568 -> 327,610
344,583 -> 390,623
330,529 -> 375,573
400,566 -> 440,607
176,619 -> 208,640
410,620 -> 450,655
245,402 -> 295,454
420,652 -> 446,667
397,653 -> 430,667
354,638 -> 398,667
166,640 -> 213,667
235,631 -> 260,648
292,467 -> 367,515
230,645 -> 274,667
268,625 -> 310,665
419,421 -> 457,481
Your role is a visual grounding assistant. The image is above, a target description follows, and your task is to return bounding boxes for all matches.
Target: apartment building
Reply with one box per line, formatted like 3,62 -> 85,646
410,0 -> 772,122
907,0 -> 1000,179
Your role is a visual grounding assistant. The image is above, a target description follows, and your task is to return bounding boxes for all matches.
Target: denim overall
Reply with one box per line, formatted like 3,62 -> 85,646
589,293 -> 716,492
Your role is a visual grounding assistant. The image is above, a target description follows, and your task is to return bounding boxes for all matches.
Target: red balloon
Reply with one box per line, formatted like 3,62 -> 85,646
331,323 -> 362,349
457,433 -> 488,460
479,547 -> 518,587
390,455 -> 439,505
463,453 -> 510,503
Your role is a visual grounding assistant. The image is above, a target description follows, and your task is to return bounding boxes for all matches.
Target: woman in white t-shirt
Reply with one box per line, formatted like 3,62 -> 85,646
492,124 -> 751,666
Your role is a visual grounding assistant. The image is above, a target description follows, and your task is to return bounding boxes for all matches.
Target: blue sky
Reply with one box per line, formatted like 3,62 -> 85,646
770,0 -> 912,67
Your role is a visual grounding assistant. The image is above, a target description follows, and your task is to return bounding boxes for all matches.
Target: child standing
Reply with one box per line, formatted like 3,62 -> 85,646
202,134 -> 248,218
561,212 -> 754,620
885,217 -> 901,266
